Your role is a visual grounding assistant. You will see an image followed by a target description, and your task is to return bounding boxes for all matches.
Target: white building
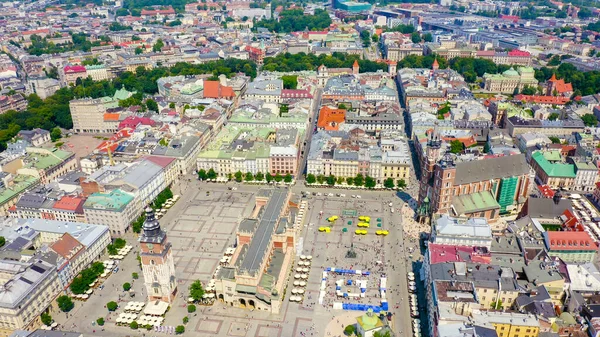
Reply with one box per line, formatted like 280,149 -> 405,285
431,215 -> 493,249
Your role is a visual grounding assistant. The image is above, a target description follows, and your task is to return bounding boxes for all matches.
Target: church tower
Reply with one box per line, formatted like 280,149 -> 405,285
139,207 -> 177,303
418,128 -> 442,212
352,60 -> 360,75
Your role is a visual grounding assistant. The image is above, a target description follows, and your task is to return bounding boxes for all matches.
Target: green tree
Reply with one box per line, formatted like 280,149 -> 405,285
344,324 -> 355,336
306,173 -> 316,184
41,313 -> 52,326
360,30 -> 371,47
130,321 -> 138,329
397,179 -> 407,189
176,325 -> 185,334
582,114 -> 598,127
384,178 -> 395,189
198,169 -> 207,180
389,24 -> 414,33
0,236 -> 5,247
549,136 -> 561,144
284,174 -> 293,183
183,316 -> 189,324
153,39 -> 164,52
207,168 -> 217,180
372,34 -> 379,43
234,171 -> 243,182
450,140 -> 464,154
245,172 -> 254,182
411,32 -> 421,43
123,282 -> 131,291
96,317 -> 105,326
337,176 -> 344,185
483,142 -> 490,153
107,301 -> 118,311
255,172 -> 265,181
521,85 -> 536,95
326,175 -> 336,186
490,300 -> 503,309
317,175 -> 325,184
422,32 -> 433,42
187,304 -> 196,313
50,127 -> 62,141
146,99 -> 159,112
346,177 -> 354,185
365,176 -> 376,188
132,272 -> 139,279
135,47 -> 143,55
555,10 -> 567,18
57,296 -> 74,312
189,280 -> 205,301
274,173 -> 283,182
354,174 -> 364,187
548,113 -> 559,121
281,75 -> 298,89
266,173 -> 273,183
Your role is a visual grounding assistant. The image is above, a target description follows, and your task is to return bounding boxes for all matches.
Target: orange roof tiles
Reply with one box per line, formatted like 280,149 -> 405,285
548,74 -> 573,94
514,94 -> 570,105
51,233 -> 84,260
317,106 -> 346,131
203,81 -> 235,99
53,196 -> 85,212
104,113 -> 120,121
547,230 -> 597,251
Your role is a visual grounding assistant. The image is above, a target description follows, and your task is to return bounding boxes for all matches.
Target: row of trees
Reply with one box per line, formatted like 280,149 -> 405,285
262,52 -> 387,73
305,173 -> 407,189
152,187 -> 174,209
254,8 -> 331,33
198,169 -> 294,183
70,261 -> 105,294
234,171 -> 293,183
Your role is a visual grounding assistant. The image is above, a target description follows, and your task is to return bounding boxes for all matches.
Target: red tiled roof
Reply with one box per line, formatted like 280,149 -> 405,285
281,89 -> 313,99
548,74 -> 573,94
203,81 -> 235,99
146,156 -> 176,168
141,7 -> 175,15
64,65 -> 86,73
508,49 -> 531,56
53,196 -> 85,212
317,106 -> 346,131
547,230 -> 598,251
428,243 -> 491,265
537,184 -> 555,198
476,50 -> 495,56
514,94 -> 570,105
118,116 -> 156,129
51,233 -> 84,260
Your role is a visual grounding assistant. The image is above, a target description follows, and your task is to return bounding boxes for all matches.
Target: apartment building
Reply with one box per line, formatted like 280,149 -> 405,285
69,88 -> 133,133
9,148 -> 78,184
83,189 -> 141,237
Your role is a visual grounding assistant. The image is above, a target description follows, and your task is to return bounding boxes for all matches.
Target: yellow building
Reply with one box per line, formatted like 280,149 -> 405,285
474,312 -> 540,337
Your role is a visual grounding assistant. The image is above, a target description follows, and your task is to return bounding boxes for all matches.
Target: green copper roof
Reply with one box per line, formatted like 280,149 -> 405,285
532,151 -> 576,178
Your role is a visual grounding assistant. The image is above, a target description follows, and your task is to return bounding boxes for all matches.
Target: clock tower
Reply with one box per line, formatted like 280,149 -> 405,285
139,207 -> 177,303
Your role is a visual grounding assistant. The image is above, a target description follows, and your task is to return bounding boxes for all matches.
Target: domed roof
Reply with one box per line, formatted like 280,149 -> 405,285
503,67 -> 519,77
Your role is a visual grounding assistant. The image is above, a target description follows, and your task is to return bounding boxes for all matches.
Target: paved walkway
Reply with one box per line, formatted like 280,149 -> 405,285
324,312 -> 359,337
